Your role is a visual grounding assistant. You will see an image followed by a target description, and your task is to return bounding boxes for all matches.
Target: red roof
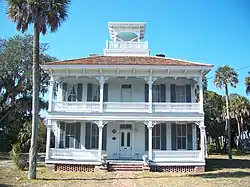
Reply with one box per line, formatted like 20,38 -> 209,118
45,56 -> 212,67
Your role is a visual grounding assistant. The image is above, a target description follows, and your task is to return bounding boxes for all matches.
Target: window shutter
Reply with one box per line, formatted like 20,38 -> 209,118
187,123 -> 193,150
161,123 -> 167,150
160,84 -> 166,102
62,83 -> 68,101
102,125 -> 107,150
65,124 -> 70,148
186,84 -> 191,103
77,83 -> 83,101
170,84 -> 176,102
87,83 -> 92,101
85,122 -> 91,149
145,84 -> 149,102
104,83 -> 108,102
75,122 -> 81,149
171,123 -> 177,150
59,122 -> 65,148
145,125 -> 148,151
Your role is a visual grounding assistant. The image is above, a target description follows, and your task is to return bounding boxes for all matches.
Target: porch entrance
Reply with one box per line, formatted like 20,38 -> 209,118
119,124 -> 132,159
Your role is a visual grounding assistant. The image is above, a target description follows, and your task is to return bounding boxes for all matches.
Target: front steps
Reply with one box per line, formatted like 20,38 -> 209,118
107,162 -> 144,171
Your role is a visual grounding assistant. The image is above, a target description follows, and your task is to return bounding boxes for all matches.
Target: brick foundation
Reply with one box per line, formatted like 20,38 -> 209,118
150,165 -> 205,173
54,164 -> 95,172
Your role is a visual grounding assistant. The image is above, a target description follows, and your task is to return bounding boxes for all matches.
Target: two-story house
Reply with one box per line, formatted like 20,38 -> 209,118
42,22 -> 213,172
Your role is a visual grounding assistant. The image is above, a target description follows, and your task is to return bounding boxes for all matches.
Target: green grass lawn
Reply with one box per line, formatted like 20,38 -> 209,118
0,154 -> 250,187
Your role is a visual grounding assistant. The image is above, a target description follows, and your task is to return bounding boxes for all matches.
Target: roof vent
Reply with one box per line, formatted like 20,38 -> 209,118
156,54 -> 165,57
89,54 -> 99,57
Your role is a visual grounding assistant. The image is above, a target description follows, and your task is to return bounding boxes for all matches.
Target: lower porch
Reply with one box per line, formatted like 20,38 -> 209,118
45,120 -> 206,169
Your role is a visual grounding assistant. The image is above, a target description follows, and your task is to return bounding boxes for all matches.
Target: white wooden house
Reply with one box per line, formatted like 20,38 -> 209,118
42,22 -> 213,172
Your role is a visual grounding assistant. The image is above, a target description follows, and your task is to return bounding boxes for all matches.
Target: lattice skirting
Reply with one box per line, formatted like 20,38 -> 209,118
54,164 -> 95,172
150,165 -> 205,172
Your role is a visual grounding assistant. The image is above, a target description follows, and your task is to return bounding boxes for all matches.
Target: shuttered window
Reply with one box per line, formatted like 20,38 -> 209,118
152,123 -> 166,150
59,122 -> 81,149
176,124 -> 187,150
62,83 -> 83,102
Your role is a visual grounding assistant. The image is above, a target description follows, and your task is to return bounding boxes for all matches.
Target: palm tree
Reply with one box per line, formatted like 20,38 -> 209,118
6,0 -> 70,179
230,95 -> 250,151
214,65 -> 239,159
246,72 -> 250,95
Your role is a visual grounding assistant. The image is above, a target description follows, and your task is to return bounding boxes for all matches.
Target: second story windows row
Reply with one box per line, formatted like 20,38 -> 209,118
60,82 -> 193,103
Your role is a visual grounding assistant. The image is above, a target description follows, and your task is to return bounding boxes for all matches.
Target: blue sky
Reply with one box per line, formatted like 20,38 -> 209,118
0,0 -> 250,97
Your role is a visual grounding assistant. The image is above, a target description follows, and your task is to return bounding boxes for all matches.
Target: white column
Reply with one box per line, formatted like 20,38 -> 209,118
55,122 -> 60,148
198,76 -> 204,113
98,120 -> 104,161
45,120 -> 51,160
57,81 -> 62,102
148,76 -> 153,113
48,77 -> 54,112
99,76 -> 104,113
147,121 -> 153,160
199,121 -> 205,161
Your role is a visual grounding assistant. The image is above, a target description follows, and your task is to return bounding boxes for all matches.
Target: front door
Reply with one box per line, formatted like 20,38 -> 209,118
119,126 -> 132,159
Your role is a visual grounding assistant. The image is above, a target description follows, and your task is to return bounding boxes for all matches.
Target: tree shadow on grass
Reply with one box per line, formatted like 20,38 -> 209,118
190,171 -> 250,178
206,158 -> 250,171
0,184 -> 14,187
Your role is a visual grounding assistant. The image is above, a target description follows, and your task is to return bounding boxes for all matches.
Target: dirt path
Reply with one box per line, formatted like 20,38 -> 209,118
112,171 -> 137,187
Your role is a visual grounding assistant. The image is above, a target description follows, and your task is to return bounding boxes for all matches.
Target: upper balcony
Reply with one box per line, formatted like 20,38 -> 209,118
104,41 -> 150,56
49,77 -> 202,114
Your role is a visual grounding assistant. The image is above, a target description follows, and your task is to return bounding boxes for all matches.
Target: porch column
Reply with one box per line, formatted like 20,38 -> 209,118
98,120 -> 104,161
99,76 -> 105,113
48,77 -> 55,112
198,76 -> 204,113
45,120 -> 51,160
57,80 -> 62,102
148,76 -> 153,113
147,121 -> 154,160
55,122 -> 60,148
199,121 -> 206,161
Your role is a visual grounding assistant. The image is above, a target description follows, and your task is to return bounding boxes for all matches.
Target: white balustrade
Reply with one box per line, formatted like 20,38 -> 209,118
53,102 -> 200,113
107,41 -> 148,50
50,148 -> 99,160
103,102 -> 149,112
153,103 -> 200,113
152,150 -> 201,162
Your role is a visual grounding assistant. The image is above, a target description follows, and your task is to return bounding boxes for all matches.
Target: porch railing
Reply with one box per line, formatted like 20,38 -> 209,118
152,150 -> 201,162
153,103 -> 200,113
52,101 -> 201,113
49,148 -> 99,160
106,41 -> 148,50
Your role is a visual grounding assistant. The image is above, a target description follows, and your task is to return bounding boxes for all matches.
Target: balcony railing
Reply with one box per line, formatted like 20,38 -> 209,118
52,102 -> 201,113
106,41 -> 148,50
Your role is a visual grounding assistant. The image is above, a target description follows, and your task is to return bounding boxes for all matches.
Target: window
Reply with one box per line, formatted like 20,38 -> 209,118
59,122 -> 81,149
90,123 -> 99,149
68,85 -> 77,101
120,124 -> 132,129
176,124 -> 187,150
175,85 -> 186,102
152,85 -> 161,102
62,83 -> 82,102
152,124 -> 161,149
92,84 -> 100,102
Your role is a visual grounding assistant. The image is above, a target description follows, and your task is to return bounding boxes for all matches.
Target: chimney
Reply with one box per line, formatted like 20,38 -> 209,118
89,54 -> 99,57
156,54 -> 165,57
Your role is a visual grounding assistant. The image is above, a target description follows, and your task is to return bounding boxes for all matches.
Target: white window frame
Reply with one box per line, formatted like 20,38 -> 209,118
176,124 -> 187,150
152,124 -> 161,150
67,84 -> 77,102
175,85 -> 186,103
120,84 -> 132,102
152,85 -> 161,102
59,122 -> 80,149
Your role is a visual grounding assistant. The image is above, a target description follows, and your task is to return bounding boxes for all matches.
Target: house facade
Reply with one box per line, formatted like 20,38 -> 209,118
42,22 -> 213,172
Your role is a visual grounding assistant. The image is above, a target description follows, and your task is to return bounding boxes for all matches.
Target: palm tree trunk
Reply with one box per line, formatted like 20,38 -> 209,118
28,23 -> 40,180
225,84 -> 232,159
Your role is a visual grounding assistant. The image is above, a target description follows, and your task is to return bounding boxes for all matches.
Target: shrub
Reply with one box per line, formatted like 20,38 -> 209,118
10,143 -> 28,170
